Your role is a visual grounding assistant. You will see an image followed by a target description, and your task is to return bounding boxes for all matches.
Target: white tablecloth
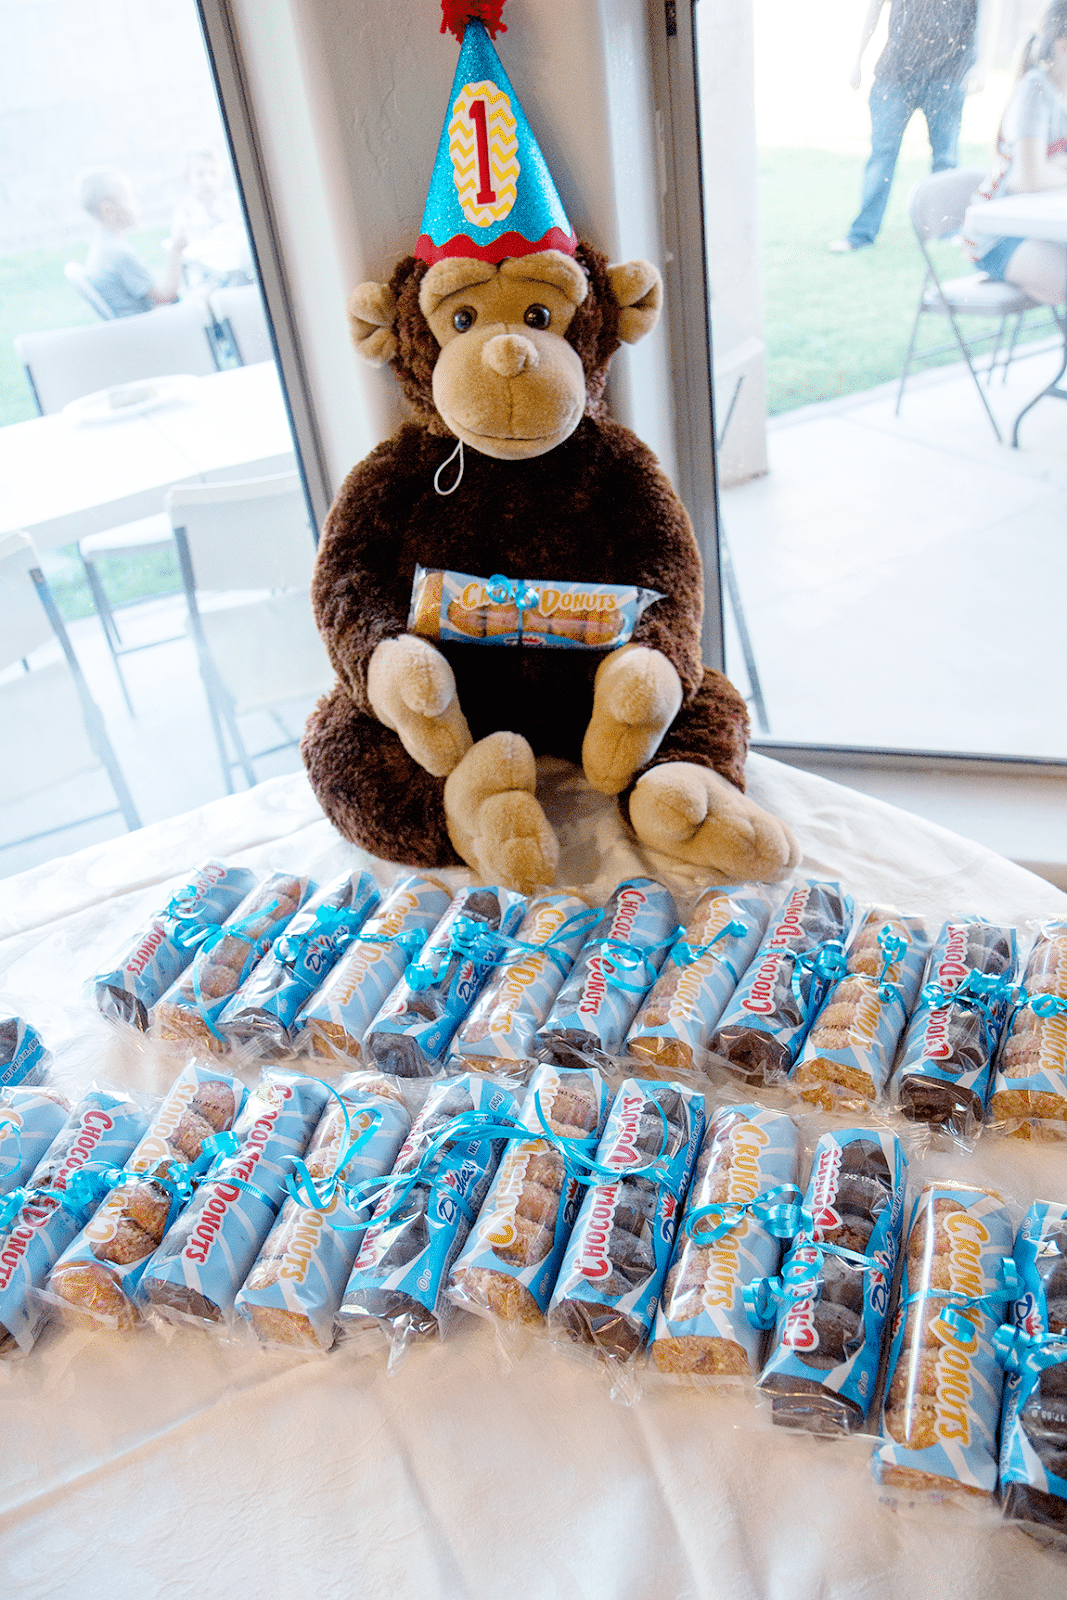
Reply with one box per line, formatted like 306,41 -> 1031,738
1,755 -> 1066,1600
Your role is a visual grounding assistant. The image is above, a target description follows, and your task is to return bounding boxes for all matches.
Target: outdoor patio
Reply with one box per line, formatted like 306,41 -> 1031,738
1,336 -> 1065,887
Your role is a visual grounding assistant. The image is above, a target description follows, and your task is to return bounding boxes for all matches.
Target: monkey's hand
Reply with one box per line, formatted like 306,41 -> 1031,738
367,634 -> 473,777
581,645 -> 683,795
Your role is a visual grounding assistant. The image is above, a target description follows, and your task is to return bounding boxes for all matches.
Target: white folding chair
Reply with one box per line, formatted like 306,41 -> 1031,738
63,262 -> 115,322
165,472 -> 332,792
897,169 -> 1045,442
0,531 -> 140,854
208,284 -> 274,365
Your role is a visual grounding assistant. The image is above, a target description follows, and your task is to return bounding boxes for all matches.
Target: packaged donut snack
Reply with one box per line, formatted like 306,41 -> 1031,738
626,885 -> 771,1076
139,1071 -> 331,1328
448,1064 -> 610,1328
91,860 -> 258,1029
0,1088 -> 148,1356
757,1129 -> 907,1433
0,1012 -> 50,1089
449,893 -> 594,1068
547,1078 -> 705,1363
791,908 -> 930,1112
892,918 -> 1019,1141
998,1200 -> 1067,1546
407,564 -> 663,650
339,1074 -> 519,1345
235,1074 -> 411,1352
298,875 -> 452,1060
362,886 -> 527,1078
874,1181 -> 1015,1498
153,872 -> 314,1051
535,878 -> 680,1070
709,880 -> 854,1084
217,871 -> 381,1053
0,1086 -> 69,1195
651,1105 -> 799,1379
45,1063 -> 246,1330
989,920 -> 1067,1139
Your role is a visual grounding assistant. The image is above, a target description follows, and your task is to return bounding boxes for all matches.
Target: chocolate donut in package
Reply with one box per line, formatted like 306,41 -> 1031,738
46,1063 -> 246,1330
999,1200 -> 1067,1545
791,908 -> 930,1111
362,886 -> 527,1078
0,1086 -> 70,1195
989,919 -> 1067,1139
91,861 -> 258,1029
139,1071 -> 331,1327
154,873 -> 314,1051
235,1075 -> 411,1351
758,1129 -> 907,1433
339,1074 -> 518,1343
0,1089 -> 148,1355
547,1078 -> 705,1362
536,879 -> 680,1069
652,1105 -> 799,1378
217,871 -> 381,1053
449,1064 -> 610,1327
298,875 -> 452,1060
893,917 -> 1018,1140
626,886 -> 771,1075
710,880 -> 854,1084
0,1013 -> 50,1090
875,1182 -> 1015,1497
449,893 -> 593,1067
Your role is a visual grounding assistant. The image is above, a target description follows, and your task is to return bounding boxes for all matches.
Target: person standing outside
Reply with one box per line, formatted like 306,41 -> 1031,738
830,0 -> 999,252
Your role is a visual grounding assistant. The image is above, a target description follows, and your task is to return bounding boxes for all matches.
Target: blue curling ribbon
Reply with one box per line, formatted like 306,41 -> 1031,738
283,1079 -> 386,1217
528,1088 -> 682,1190
162,881 -> 218,951
994,1322 -> 1067,1376
875,924 -> 909,1002
790,939 -> 849,1019
474,906 -> 605,978
906,1256 -> 1023,1345
275,904 -> 353,969
0,1113 -> 22,1172
671,918 -> 748,968
404,914 -> 510,992
191,899 -> 282,1039
591,930 -> 678,995
485,572 -> 540,643
0,1163 -> 133,1233
920,968 -> 1022,1060
683,1183 -> 805,1247
1017,990 -> 1067,1020
743,1234 -> 885,1330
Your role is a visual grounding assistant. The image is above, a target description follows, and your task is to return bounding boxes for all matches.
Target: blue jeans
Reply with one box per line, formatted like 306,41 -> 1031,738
847,77 -> 968,247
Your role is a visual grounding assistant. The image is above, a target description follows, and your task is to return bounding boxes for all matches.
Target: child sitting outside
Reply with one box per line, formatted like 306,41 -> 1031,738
79,166 -> 187,318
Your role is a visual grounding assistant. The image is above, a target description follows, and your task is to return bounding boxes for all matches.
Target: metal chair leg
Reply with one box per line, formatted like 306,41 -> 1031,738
173,526 -> 257,791
80,552 -> 135,716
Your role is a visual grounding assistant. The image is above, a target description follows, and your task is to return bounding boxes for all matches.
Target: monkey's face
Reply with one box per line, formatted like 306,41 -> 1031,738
419,252 -> 590,461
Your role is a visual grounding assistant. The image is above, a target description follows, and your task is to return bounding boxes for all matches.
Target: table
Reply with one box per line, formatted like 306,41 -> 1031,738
0,363 -> 296,552
963,192 -> 1067,447
1,756 -> 1066,1599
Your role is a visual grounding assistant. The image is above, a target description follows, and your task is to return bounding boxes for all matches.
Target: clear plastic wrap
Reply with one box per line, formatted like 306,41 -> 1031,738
0,1086 -> 70,1195
407,563 -> 663,649
989,920 -> 1067,1140
0,1013 -> 51,1089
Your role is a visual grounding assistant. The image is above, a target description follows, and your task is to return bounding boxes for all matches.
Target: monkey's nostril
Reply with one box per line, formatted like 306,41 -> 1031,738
482,334 -> 539,378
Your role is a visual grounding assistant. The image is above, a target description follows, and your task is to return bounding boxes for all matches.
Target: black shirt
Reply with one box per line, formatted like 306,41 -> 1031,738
875,0 -> 977,86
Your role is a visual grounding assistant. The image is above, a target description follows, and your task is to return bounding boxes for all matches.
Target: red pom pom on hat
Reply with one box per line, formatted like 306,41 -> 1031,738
440,1 -> 508,43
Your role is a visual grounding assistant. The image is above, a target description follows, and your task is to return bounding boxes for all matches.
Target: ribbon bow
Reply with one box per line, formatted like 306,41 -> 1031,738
920,968 -> 1022,1060
404,915 -> 504,992
683,1183 -> 804,1247
907,1256 -> 1023,1345
994,1322 -> 1067,1376
671,918 -> 748,968
485,573 -> 540,642
587,929 -> 680,996
163,881 -> 219,952
875,924 -> 909,1002
1018,991 -> 1067,1020
471,907 -> 605,980
743,1232 -> 885,1330
192,899 -> 283,1037
0,1164 -> 132,1234
275,904 -> 354,969
790,939 -> 848,1020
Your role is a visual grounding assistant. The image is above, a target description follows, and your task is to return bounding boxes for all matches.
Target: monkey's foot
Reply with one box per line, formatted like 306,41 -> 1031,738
444,732 -> 559,895
629,762 -> 799,882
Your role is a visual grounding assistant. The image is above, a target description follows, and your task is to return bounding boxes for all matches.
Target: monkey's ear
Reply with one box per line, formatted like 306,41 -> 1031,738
607,260 -> 662,344
347,282 -> 397,365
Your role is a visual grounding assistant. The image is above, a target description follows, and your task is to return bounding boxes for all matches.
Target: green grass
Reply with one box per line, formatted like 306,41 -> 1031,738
758,143 -> 1050,415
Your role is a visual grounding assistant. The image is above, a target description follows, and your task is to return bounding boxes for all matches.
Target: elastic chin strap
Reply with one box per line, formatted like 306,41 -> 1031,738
434,437 -> 464,496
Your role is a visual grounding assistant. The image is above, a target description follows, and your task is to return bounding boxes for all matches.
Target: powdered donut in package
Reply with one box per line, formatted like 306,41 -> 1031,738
217,871 -> 381,1053
46,1063 -> 246,1330
0,1013 -> 51,1091
408,564 -> 663,650
298,875 -> 452,1060
536,879 -> 679,1069
791,908 -> 930,1111
363,886 -> 527,1078
449,1064 -> 610,1327
236,1075 -> 411,1351
0,1086 -> 70,1195
652,1104 -> 799,1378
893,918 -> 1018,1140
999,1200 -> 1067,1545
989,919 -> 1067,1139
154,873 -> 313,1051
91,861 -> 257,1030
626,885 -> 771,1075
0,1089 -> 147,1356
875,1182 -> 1015,1498
139,1071 -> 331,1327
547,1078 -> 704,1363
710,880 -> 854,1083
758,1129 -> 907,1433
340,1074 -> 518,1343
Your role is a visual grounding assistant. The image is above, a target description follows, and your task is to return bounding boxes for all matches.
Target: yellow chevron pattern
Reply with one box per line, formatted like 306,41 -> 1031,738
449,79 -> 519,228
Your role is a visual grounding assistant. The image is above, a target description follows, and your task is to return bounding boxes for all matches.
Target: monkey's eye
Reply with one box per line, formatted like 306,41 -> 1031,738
524,304 -> 551,330
452,306 -> 477,332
